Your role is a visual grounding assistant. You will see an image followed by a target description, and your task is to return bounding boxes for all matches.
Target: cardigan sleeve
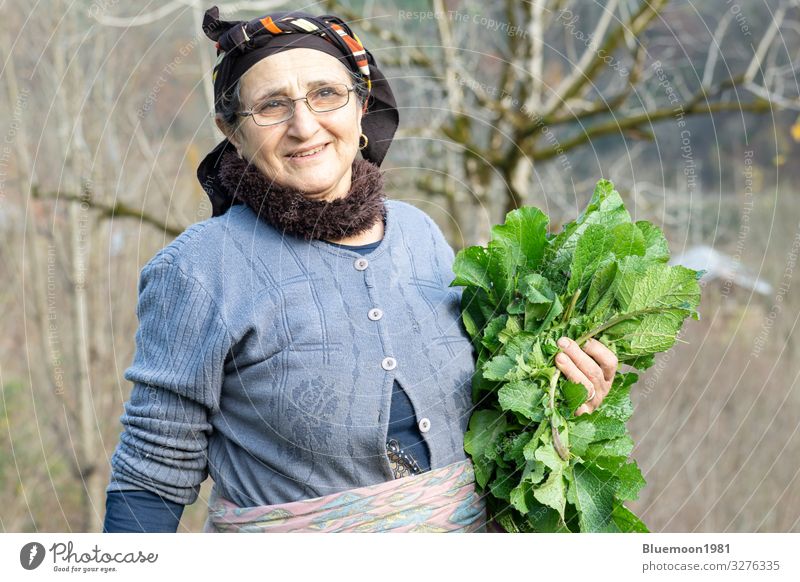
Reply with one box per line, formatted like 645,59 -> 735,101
106,258 -> 231,506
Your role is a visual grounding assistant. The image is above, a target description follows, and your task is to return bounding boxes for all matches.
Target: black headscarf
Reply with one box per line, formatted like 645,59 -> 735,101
197,5 -> 399,217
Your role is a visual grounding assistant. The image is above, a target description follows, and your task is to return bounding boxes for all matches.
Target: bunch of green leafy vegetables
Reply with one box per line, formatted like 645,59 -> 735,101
452,179 -> 703,533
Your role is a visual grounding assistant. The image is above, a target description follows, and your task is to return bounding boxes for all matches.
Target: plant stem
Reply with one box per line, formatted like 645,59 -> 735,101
575,306 -> 669,345
548,369 -> 569,461
562,288 -> 581,323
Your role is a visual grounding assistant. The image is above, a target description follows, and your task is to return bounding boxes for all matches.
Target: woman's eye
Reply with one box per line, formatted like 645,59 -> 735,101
260,100 -> 286,110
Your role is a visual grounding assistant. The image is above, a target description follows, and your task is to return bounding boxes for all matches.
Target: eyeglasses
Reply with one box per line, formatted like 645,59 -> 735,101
238,83 -> 356,127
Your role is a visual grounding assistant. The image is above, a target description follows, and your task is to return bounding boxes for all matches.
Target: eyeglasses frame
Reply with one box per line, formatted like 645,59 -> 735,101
237,83 -> 357,127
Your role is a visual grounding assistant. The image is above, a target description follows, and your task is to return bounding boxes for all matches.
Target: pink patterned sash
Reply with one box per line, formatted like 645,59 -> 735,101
203,458 -> 487,532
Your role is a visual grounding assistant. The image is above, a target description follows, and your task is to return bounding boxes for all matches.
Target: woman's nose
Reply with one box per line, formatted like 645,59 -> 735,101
285,100 -> 321,139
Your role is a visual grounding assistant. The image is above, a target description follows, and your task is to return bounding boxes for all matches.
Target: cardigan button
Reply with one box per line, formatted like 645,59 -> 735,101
381,357 -> 397,371
354,258 -> 369,271
368,308 -> 383,321
418,417 -> 431,433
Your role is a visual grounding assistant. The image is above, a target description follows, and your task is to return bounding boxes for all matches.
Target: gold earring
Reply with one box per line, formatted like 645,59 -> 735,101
358,133 -> 368,150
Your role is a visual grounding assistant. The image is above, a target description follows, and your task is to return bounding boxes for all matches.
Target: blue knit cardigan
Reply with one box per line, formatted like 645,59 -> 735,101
105,199 -> 476,513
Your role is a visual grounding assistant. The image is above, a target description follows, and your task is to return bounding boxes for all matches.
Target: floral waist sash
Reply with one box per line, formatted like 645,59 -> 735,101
203,458 -> 487,533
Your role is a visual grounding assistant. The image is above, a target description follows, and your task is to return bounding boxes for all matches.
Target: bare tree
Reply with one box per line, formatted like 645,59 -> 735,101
322,0 -> 799,244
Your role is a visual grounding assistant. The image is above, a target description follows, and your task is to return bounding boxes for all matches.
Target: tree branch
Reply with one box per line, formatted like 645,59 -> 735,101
31,187 -> 185,237
744,6 -> 786,83
532,99 -> 771,161
546,42 -> 648,126
537,0 -> 668,125
543,0 -> 619,113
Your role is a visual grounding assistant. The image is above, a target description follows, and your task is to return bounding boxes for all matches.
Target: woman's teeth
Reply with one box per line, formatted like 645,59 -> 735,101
292,144 -> 326,157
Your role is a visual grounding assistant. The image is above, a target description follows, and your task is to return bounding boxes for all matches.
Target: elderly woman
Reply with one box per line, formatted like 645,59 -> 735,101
103,6 -> 618,533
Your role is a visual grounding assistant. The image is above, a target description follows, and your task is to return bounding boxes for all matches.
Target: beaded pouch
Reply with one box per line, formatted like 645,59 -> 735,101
385,438 -> 424,479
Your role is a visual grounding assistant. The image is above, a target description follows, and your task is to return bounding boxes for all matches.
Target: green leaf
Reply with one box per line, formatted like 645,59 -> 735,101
464,409 -> 507,488
606,307 -> 691,357
585,436 -> 635,460
533,467 -> 567,518
519,273 -> 556,315
489,464 -> 518,501
596,372 -> 637,422
613,461 -> 647,501
497,316 -> 525,347
572,463 -> 620,532
522,421 -> 551,462
526,294 -> 563,335
491,206 -> 549,274
481,314 -> 508,352
585,260 -> 618,320
592,416 -> 630,441
568,420 -> 596,457
485,208 -> 549,313
519,273 -> 564,334
470,453 -> 494,490
614,258 -> 702,316
452,246 -> 492,292
636,220 -> 671,263
500,431 -> 534,466
590,455 -> 627,473
561,380 -> 589,416
567,222 -> 645,296
509,480 -> 534,514
506,296 -> 526,315
483,354 -> 516,381
543,180 -> 631,293
534,441 -> 568,472
526,501 -> 572,533
612,502 -> 650,532
521,458 -> 546,485
498,380 -> 546,421
461,286 -> 497,334
471,350 -> 501,401
461,286 -> 500,360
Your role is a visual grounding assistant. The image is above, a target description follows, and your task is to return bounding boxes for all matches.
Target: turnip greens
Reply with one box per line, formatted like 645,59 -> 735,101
453,180 -> 703,532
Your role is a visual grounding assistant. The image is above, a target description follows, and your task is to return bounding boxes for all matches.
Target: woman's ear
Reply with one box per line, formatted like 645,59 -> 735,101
215,115 -> 242,153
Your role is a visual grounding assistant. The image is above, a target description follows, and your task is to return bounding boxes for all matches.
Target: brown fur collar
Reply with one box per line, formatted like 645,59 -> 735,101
217,148 -> 387,241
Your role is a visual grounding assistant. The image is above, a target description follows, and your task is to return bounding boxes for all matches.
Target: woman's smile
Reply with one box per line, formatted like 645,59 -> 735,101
285,141 -> 330,162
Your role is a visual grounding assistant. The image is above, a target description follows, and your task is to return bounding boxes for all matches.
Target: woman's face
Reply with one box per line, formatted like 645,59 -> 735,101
220,48 -> 364,202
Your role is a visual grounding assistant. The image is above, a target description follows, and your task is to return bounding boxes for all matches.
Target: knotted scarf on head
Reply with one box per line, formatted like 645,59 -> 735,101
197,5 -> 399,218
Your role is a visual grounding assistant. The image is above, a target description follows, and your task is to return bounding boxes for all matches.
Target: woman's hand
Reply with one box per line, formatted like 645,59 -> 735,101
555,336 -> 618,416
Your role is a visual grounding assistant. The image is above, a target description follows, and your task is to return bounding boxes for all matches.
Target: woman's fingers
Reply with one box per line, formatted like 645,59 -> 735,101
556,337 -> 605,388
555,337 -> 618,417
581,338 -> 618,383
554,350 -> 597,414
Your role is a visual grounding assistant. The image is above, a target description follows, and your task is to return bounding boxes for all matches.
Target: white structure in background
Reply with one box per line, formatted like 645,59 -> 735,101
669,244 -> 773,296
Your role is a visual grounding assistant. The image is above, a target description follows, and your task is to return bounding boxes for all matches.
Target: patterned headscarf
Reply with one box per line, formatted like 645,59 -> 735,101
197,5 -> 399,217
